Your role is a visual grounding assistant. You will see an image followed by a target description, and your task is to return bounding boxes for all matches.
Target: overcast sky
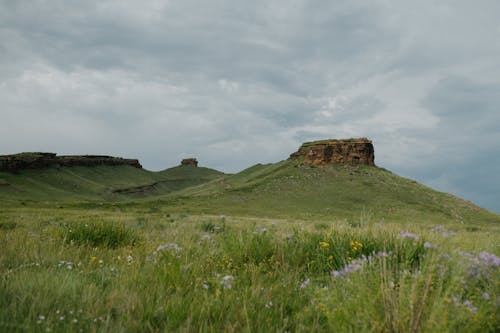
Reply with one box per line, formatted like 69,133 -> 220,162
1,1 -> 499,212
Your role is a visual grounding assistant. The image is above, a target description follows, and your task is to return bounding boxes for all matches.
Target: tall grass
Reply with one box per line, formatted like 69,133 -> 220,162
61,221 -> 139,248
0,209 -> 498,332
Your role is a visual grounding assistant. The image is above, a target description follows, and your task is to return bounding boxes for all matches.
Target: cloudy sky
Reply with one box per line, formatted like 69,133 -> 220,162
1,1 -> 499,212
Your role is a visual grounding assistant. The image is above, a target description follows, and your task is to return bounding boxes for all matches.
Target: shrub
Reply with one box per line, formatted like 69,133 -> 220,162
62,221 -> 139,248
0,221 -> 17,230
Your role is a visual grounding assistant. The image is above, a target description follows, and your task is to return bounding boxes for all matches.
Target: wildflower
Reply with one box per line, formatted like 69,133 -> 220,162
200,234 -> 211,241
202,281 -> 209,289
127,255 -> 133,265
38,315 -> 45,321
478,251 -> 500,267
424,242 -> 437,249
482,292 -> 490,300
221,275 -> 234,289
265,301 -> 273,308
319,241 -> 330,249
398,231 -> 419,240
300,278 -> 311,289
156,243 -> 182,253
431,225 -> 446,232
463,300 -> 477,313
331,252 -> 388,278
72,318 -> 78,323
60,316 -> 65,321
350,241 -> 363,253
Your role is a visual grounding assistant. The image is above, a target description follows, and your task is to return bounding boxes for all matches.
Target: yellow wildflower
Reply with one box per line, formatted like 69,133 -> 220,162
319,241 -> 330,249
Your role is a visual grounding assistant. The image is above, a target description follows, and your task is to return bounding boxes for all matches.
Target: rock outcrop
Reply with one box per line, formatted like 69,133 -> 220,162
0,152 -> 142,173
181,158 -> 198,167
290,138 -> 375,166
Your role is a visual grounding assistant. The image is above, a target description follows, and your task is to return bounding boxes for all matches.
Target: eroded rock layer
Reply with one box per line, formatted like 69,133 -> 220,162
290,138 -> 375,166
0,153 -> 142,172
181,158 -> 198,167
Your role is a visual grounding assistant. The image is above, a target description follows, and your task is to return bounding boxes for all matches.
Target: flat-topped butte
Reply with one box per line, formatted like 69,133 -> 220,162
290,138 -> 375,166
0,152 -> 142,172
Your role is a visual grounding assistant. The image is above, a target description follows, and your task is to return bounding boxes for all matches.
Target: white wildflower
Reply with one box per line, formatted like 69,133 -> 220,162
156,243 -> 182,253
221,275 -> 234,289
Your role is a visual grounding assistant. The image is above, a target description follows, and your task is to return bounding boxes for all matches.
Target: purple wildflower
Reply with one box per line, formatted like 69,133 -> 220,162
463,300 -> 478,312
478,251 -> 500,267
424,242 -> 437,249
431,225 -> 446,232
398,231 -> 419,240
300,278 -> 311,289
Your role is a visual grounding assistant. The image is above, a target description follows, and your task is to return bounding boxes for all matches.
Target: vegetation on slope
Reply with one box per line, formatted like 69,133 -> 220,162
0,208 -> 498,332
156,160 -> 500,225
0,165 -> 223,203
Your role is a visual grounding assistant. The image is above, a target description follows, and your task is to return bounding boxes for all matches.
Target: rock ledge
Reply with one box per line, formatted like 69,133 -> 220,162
0,152 -> 142,172
290,138 -> 375,166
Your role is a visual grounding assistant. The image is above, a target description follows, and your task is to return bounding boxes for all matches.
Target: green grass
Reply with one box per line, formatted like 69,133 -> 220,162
0,164 -> 223,202
61,221 -> 139,249
157,161 -> 499,225
0,207 -> 498,332
0,160 -> 498,331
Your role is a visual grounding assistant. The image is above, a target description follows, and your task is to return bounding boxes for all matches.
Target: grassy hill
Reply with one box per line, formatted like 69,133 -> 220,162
0,165 -> 223,203
1,157 -> 499,332
155,160 -> 500,225
0,157 -> 498,226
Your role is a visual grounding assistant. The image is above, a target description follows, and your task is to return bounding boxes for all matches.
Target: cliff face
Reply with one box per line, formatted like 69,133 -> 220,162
0,153 -> 142,172
181,158 -> 198,167
290,138 -> 375,166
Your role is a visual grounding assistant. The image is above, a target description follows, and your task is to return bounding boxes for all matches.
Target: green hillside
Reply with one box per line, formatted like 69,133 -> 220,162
0,165 -> 223,203
0,157 -> 498,226
158,160 -> 500,225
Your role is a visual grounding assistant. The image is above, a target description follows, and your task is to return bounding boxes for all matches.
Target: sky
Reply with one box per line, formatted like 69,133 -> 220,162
1,1 -> 499,212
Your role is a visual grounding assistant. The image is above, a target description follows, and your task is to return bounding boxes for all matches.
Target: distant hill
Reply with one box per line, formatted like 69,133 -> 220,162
0,154 -> 223,202
163,160 -> 500,225
1,141 -> 498,226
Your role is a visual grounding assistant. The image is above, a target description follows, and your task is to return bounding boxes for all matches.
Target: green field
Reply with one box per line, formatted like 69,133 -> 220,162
0,161 -> 499,332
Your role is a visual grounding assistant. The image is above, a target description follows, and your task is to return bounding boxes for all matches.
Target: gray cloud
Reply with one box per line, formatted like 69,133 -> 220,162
1,0 -> 499,212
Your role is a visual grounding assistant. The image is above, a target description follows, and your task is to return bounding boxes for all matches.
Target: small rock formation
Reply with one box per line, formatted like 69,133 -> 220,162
181,158 -> 198,167
290,138 -> 375,166
0,152 -> 142,173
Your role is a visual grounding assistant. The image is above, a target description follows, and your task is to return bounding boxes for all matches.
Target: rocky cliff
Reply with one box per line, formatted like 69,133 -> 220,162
181,158 -> 198,167
0,152 -> 142,173
290,138 -> 375,166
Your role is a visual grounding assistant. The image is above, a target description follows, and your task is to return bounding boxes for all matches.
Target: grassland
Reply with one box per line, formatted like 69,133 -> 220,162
0,161 -> 498,332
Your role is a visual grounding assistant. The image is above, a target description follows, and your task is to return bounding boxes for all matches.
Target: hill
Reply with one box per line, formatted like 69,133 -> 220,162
0,156 -> 223,202
1,142 -> 498,226
156,160 -> 499,225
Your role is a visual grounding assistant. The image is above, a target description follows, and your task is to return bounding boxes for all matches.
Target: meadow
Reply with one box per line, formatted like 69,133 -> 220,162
1,203 -> 498,332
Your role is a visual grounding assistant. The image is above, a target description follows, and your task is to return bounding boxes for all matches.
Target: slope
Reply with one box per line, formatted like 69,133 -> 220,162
0,164 -> 223,203
158,160 -> 500,225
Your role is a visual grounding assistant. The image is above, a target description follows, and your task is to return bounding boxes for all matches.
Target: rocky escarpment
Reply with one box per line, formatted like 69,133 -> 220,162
290,138 -> 375,166
181,158 -> 198,167
0,152 -> 142,173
